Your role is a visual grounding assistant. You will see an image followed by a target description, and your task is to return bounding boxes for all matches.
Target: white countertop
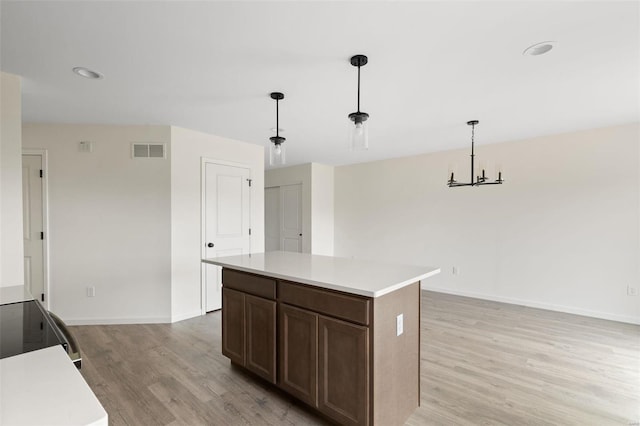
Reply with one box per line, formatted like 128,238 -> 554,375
202,251 -> 440,298
0,346 -> 108,426
0,285 -> 108,426
0,284 -> 34,304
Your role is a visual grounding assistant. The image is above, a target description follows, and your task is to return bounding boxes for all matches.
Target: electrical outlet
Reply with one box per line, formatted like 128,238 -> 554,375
452,266 -> 459,276
628,286 -> 638,296
87,286 -> 95,297
396,314 -> 404,336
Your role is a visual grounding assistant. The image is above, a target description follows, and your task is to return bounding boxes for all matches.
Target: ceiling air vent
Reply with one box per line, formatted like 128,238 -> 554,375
131,143 -> 166,159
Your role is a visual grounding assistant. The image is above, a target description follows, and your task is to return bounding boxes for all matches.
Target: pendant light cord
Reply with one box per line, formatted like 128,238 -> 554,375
357,64 -> 361,113
276,98 -> 279,138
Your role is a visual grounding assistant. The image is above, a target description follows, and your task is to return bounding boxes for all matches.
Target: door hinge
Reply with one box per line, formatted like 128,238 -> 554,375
246,178 -> 252,187
249,228 -> 252,235
39,169 -> 43,178
40,232 -> 44,240
41,293 -> 45,302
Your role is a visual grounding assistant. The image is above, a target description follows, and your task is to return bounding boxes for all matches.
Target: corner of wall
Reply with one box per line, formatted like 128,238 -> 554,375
0,71 -> 24,287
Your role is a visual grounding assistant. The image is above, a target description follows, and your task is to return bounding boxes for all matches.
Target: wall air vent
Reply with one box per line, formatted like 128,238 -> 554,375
131,143 -> 166,159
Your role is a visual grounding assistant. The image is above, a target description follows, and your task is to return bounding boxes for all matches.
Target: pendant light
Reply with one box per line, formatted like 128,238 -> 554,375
348,54 -> 369,150
269,92 -> 286,166
448,120 -> 504,187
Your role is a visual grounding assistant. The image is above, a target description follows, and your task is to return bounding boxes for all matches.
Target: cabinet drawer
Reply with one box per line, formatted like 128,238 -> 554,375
279,281 -> 370,326
223,269 -> 276,300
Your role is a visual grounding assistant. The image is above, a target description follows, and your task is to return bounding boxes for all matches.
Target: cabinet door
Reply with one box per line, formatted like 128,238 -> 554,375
245,294 -> 277,383
222,287 -> 245,365
279,303 -> 318,407
318,316 -> 369,426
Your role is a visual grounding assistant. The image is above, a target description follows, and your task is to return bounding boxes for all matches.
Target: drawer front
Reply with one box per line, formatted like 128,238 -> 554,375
279,281 -> 370,326
223,269 -> 276,300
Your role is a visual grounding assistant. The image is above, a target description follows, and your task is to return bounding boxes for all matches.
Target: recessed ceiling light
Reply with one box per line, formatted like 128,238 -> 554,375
72,67 -> 104,79
523,41 -> 556,56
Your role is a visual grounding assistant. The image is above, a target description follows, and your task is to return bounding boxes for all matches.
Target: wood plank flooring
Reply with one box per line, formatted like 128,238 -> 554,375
72,291 -> 640,425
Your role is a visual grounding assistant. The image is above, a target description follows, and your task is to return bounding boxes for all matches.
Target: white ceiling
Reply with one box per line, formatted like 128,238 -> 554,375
1,1 -> 638,168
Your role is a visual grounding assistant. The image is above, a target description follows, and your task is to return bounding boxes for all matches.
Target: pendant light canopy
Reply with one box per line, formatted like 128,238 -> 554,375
448,120 -> 504,187
348,54 -> 369,151
269,92 -> 286,166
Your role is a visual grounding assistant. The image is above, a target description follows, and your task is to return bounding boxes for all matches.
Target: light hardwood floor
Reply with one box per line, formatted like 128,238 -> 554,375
72,291 -> 640,425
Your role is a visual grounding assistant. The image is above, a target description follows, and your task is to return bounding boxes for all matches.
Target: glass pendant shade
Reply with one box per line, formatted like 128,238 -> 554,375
349,120 -> 369,151
269,142 -> 286,166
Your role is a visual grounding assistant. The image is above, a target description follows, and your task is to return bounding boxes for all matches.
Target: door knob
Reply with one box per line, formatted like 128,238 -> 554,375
207,243 -> 214,248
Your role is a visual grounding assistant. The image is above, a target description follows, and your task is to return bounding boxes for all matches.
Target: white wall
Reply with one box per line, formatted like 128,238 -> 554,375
265,163 -> 335,255
22,124 -> 172,323
0,72 -> 24,287
335,124 -> 640,324
170,126 -> 264,322
310,163 -> 334,256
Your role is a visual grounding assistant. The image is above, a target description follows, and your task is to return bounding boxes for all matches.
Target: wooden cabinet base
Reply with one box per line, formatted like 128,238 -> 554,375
222,269 -> 420,426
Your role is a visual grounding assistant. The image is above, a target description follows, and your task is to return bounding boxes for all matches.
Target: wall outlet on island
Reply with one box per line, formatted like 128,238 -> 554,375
396,314 -> 403,336
87,286 -> 95,297
628,285 -> 638,296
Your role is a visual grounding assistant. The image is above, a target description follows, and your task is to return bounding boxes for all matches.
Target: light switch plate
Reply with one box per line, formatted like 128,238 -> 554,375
396,313 -> 404,336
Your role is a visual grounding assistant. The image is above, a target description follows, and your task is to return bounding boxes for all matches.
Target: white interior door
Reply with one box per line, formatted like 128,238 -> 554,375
203,162 -> 251,312
280,184 -> 302,252
265,187 -> 280,251
22,154 -> 45,304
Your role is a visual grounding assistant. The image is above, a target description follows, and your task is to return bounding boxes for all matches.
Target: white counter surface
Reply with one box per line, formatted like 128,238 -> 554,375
0,286 -> 108,426
202,251 -> 440,298
0,284 -> 34,304
0,346 -> 108,426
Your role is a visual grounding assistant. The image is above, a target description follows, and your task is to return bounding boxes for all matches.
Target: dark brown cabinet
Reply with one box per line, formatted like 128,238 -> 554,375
245,294 -> 276,383
222,287 -> 245,365
222,287 -> 276,384
221,268 -> 420,426
279,303 -> 369,425
318,316 -> 369,425
279,303 -> 318,407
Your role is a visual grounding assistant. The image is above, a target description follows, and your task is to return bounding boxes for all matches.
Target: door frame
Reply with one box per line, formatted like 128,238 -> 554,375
22,149 -> 51,310
200,157 -> 252,315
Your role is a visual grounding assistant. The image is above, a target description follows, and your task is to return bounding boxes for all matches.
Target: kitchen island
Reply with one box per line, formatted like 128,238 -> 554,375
202,251 -> 440,426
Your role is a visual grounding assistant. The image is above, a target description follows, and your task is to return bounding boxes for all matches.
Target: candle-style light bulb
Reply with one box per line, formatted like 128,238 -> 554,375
269,142 -> 286,166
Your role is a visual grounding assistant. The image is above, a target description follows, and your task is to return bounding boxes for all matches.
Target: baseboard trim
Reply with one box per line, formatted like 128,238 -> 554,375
171,310 -> 203,323
422,285 -> 640,325
64,317 -> 171,326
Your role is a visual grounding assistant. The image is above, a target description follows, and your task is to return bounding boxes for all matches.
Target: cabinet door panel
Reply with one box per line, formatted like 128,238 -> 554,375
245,294 -> 277,383
279,303 -> 318,407
222,288 -> 245,365
318,316 -> 369,425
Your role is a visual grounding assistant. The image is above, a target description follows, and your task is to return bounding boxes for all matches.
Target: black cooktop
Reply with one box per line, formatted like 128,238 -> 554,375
0,300 -> 67,359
